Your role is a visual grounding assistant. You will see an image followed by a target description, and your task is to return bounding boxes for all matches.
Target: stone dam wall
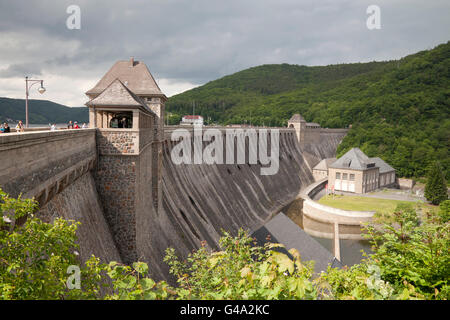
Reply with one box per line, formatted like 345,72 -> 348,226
39,173 -> 122,264
0,129 -> 121,265
0,127 -> 346,281
145,127 -> 346,280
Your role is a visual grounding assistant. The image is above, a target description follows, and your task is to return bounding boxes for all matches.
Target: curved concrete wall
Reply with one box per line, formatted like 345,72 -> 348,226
301,179 -> 374,240
143,128 -> 346,281
300,129 -> 348,172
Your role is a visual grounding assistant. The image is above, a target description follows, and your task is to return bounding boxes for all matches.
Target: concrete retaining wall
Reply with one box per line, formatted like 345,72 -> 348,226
397,178 -> 415,190
301,179 -> 374,240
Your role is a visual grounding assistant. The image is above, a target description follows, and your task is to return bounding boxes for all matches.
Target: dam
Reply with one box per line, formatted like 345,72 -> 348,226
0,58 -> 349,281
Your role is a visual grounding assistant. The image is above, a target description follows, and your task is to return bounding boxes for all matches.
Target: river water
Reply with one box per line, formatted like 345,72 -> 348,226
281,198 -> 373,267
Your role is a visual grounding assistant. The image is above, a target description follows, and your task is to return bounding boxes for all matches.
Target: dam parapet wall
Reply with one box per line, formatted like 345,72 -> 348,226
0,129 -> 121,264
0,129 -> 97,203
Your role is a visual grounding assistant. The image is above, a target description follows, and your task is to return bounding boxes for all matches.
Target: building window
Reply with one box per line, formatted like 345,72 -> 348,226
109,112 -> 133,128
342,173 -> 348,180
336,172 -> 341,179
349,174 -> 355,181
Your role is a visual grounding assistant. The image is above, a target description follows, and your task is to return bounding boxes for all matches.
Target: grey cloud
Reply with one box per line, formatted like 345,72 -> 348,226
0,62 -> 42,78
0,0 -> 449,86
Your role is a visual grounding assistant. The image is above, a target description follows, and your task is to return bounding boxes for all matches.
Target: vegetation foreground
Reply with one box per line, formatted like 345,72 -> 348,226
0,189 -> 448,300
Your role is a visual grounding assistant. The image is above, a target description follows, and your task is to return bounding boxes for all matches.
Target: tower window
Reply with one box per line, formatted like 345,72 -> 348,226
109,111 -> 133,128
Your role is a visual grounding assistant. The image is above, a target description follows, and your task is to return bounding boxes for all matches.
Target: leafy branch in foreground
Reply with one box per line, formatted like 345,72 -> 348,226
324,201 -> 449,300
164,229 -> 321,300
0,189 -> 448,300
0,189 -> 103,299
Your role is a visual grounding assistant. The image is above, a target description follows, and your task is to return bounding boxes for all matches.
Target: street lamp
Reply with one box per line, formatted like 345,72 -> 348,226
25,76 -> 46,128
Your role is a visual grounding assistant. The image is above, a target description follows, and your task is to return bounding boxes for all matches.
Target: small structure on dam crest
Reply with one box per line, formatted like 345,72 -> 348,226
85,58 -> 166,264
287,113 -> 321,145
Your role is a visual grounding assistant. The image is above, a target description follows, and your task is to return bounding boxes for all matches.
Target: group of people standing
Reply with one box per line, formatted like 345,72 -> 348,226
66,121 -> 87,129
0,120 -> 24,134
0,120 -> 88,133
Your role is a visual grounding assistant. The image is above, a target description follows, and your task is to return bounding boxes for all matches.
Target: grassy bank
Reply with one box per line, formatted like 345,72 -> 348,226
318,194 -> 437,223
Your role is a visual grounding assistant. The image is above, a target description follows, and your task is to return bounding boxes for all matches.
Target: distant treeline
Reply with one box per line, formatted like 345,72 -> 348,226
0,97 -> 88,124
166,41 -> 450,179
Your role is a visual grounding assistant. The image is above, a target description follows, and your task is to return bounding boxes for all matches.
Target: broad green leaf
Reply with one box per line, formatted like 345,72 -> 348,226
140,278 -> 155,290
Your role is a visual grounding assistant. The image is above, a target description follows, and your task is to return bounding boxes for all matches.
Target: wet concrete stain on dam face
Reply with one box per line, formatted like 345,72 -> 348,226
146,130 -> 346,281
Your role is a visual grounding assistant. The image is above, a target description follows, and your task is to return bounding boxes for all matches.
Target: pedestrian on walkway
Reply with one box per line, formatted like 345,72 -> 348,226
16,120 -> 24,133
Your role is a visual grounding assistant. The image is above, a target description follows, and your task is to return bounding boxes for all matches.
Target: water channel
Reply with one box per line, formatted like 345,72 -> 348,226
281,198 -> 373,267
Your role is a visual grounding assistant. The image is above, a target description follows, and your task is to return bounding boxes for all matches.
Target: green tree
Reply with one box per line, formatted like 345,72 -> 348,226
362,203 -> 449,299
0,189 -> 105,299
425,162 -> 448,205
163,229 -> 322,300
1,189 -> 448,300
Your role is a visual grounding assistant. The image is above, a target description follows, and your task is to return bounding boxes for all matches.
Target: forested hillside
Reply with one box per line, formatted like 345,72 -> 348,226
0,97 -> 88,124
167,42 -> 450,179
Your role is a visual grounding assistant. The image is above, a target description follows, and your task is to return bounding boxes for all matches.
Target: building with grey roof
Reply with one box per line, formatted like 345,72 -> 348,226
328,148 -> 395,193
312,157 -> 337,181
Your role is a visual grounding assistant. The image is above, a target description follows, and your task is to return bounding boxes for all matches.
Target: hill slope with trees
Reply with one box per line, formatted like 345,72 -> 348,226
166,42 -> 450,179
0,97 -> 88,124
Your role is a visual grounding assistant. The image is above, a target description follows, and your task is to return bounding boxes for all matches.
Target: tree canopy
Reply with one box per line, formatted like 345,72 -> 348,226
167,42 -> 450,179
1,190 -> 448,300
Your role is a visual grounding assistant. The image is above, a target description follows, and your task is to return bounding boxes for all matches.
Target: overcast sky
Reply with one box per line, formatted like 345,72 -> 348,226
0,0 -> 449,106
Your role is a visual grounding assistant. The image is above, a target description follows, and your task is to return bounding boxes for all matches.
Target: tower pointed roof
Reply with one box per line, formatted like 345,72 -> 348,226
86,58 -> 166,98
288,114 -> 306,122
85,78 -> 155,115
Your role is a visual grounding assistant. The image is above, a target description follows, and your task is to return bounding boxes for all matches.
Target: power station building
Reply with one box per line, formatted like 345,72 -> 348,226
326,148 -> 396,194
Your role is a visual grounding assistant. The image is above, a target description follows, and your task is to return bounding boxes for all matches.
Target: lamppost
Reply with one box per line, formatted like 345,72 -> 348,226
25,76 -> 46,128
